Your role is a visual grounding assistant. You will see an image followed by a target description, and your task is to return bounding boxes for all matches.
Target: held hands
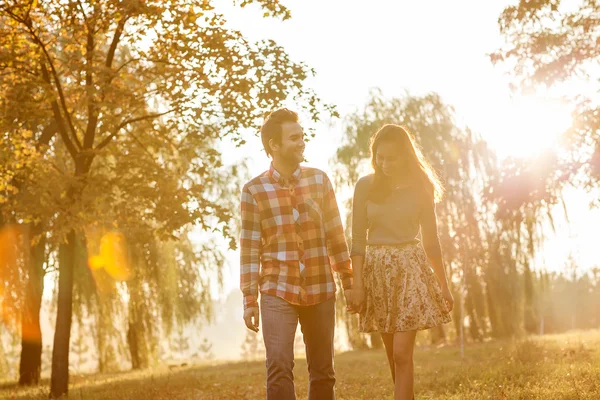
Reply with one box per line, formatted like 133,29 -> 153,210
345,287 -> 365,314
243,306 -> 260,332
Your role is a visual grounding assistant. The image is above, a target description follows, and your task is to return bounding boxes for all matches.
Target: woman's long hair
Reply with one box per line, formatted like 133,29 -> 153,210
368,124 -> 444,203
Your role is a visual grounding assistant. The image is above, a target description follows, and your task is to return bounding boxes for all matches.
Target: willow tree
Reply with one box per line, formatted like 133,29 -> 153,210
72,128 -> 247,370
491,0 -> 600,200
480,0 -> 600,338
0,39 -> 62,382
0,124 -> 62,384
481,146 -> 575,337
1,1 -> 335,396
333,89 -> 496,345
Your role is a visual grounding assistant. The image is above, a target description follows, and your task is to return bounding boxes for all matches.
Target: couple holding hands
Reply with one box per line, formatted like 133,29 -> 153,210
240,108 -> 453,400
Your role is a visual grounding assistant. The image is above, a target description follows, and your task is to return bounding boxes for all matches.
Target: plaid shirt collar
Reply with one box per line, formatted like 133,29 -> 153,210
268,163 -> 302,186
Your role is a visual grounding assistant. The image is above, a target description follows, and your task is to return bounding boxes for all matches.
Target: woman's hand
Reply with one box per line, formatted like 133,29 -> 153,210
349,286 -> 365,314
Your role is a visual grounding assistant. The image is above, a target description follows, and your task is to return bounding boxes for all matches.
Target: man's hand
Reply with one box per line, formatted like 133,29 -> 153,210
243,307 -> 260,332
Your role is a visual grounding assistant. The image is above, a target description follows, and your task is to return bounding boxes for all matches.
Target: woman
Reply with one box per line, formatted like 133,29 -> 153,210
350,124 -> 453,400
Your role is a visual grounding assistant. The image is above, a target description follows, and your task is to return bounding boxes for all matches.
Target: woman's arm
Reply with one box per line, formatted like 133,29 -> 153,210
350,177 -> 370,312
421,196 -> 454,310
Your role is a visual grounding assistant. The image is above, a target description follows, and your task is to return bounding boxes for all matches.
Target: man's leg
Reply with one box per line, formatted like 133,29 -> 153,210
298,296 -> 336,400
261,294 -> 299,400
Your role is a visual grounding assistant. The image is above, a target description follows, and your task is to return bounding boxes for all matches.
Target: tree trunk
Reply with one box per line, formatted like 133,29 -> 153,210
523,263 -> 537,333
19,225 -> 46,385
430,325 -> 446,345
484,271 -> 504,338
126,277 -> 150,370
49,155 -> 91,397
50,229 -> 76,398
345,313 -> 368,350
127,322 -> 141,370
0,326 -> 8,378
465,293 -> 482,341
369,333 -> 383,349
97,307 -> 106,373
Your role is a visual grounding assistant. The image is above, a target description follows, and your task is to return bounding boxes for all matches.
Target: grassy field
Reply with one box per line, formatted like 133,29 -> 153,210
1,330 -> 599,399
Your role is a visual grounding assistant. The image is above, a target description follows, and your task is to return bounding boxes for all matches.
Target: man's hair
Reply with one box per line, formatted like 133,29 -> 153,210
260,108 -> 299,157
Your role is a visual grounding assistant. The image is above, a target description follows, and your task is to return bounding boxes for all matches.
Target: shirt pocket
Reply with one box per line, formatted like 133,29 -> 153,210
261,213 -> 296,237
304,198 -> 323,225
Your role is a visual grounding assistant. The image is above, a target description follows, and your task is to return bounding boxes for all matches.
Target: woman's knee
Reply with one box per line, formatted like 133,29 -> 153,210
392,344 -> 414,366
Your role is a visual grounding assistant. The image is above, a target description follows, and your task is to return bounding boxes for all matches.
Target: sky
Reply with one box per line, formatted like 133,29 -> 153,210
203,0 -> 600,299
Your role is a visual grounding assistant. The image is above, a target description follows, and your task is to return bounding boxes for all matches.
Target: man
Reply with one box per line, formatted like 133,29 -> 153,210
240,108 -> 354,400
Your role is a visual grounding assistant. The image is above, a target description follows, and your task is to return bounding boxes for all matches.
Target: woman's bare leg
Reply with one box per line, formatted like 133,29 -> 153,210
393,331 -> 417,400
381,333 -> 395,382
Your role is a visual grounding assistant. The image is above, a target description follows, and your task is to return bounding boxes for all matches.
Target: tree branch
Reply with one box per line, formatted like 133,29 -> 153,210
36,121 -> 58,150
40,63 -> 78,159
83,13 -> 97,150
129,131 -> 158,160
4,7 -> 84,150
95,110 -> 175,150
114,58 -> 141,75
76,0 -> 91,31
106,17 -> 127,69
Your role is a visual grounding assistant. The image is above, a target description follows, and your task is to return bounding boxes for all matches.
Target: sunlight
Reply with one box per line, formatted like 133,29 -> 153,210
86,230 -> 133,286
493,96 -> 573,159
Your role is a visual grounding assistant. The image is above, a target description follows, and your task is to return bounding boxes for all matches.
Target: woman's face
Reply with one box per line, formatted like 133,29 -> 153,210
375,140 -> 407,177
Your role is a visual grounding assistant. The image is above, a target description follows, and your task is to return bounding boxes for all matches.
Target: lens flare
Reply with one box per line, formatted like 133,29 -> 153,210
100,232 -> 132,281
86,229 -> 133,282
0,225 -> 31,338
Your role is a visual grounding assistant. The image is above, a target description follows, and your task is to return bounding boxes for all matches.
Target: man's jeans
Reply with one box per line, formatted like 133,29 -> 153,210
260,294 -> 336,400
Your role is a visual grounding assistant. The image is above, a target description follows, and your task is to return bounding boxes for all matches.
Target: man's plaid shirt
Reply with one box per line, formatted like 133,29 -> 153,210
240,164 -> 353,310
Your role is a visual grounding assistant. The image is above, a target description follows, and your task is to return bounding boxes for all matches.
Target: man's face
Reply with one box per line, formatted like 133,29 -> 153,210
272,122 -> 305,165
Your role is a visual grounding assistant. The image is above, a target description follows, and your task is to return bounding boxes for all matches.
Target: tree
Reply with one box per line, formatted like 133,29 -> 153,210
491,0 -> 600,204
240,330 -> 265,361
0,130 -> 60,385
1,1 -> 335,396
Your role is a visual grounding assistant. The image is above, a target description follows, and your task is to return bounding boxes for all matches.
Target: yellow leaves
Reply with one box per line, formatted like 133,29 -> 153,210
32,0 -> 38,8
187,6 -> 204,25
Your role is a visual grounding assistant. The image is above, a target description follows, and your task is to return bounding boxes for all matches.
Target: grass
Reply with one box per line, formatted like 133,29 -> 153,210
1,330 -> 599,399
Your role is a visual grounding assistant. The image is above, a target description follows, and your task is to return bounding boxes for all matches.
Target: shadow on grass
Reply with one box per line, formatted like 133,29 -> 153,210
0,360 -> 266,400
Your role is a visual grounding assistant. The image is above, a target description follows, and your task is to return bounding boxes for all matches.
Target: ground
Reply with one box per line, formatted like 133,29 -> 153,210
1,330 -> 599,399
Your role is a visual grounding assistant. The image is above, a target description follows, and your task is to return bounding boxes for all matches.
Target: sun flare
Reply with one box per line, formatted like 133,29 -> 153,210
493,96 -> 573,159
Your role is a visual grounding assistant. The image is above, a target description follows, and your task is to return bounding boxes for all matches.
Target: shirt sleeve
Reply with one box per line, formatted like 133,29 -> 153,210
240,184 -> 261,309
322,173 -> 353,289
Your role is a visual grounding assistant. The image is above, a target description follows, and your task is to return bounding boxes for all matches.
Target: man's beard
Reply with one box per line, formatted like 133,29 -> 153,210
281,147 -> 304,165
